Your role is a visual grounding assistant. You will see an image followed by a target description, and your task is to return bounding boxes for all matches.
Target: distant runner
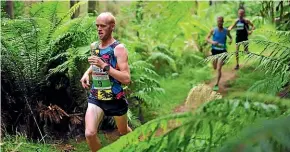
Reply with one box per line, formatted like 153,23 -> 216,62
206,16 -> 232,91
228,8 -> 255,70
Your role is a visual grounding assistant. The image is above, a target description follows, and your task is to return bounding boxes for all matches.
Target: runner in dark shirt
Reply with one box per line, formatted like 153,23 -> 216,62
228,8 -> 255,70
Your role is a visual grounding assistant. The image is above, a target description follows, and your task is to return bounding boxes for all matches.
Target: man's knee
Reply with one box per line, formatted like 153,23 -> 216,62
118,128 -> 127,135
85,129 -> 97,138
118,126 -> 131,135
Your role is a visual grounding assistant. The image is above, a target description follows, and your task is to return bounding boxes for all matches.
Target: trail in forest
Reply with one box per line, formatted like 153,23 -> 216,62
174,67 -> 238,113
101,67 -> 239,144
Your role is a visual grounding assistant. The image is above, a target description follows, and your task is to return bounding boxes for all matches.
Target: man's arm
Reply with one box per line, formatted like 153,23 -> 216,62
206,29 -> 217,45
228,19 -> 238,31
80,43 -> 95,89
246,19 -> 255,35
227,30 -> 232,44
104,44 -> 130,85
87,44 -> 131,85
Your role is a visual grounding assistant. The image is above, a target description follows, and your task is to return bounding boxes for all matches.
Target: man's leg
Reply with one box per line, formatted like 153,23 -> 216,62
213,59 -> 217,70
114,113 -> 132,135
85,103 -> 104,152
235,43 -> 240,70
216,59 -> 223,86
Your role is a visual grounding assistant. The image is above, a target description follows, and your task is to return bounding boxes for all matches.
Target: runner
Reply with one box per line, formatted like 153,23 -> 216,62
228,8 -> 255,70
80,12 -> 132,152
206,16 -> 232,91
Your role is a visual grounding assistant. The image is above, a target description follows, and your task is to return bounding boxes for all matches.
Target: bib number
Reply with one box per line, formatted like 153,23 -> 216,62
91,65 -> 113,100
236,23 -> 244,30
213,43 -> 225,50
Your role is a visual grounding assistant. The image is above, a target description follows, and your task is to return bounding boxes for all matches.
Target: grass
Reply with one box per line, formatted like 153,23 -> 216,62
143,65 -> 213,121
227,65 -> 266,94
1,134 -> 58,152
1,133 -> 112,152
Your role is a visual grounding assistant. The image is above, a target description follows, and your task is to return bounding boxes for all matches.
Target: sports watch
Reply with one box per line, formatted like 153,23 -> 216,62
103,64 -> 110,72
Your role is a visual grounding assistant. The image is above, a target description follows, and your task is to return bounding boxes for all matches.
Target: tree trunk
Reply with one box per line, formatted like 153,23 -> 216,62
70,0 -> 80,19
5,0 -> 14,19
88,1 -> 96,15
209,0 -> 213,6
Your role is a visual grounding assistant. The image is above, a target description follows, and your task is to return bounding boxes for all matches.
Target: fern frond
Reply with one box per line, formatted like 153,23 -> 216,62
101,93 -> 289,152
147,52 -> 177,73
219,115 -> 290,152
248,73 -> 289,95
47,61 -> 69,78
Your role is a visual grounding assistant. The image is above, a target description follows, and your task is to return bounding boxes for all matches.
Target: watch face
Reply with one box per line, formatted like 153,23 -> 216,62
104,65 -> 110,72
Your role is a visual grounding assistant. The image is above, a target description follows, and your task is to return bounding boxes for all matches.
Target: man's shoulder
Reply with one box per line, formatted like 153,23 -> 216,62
114,43 -> 128,56
115,43 -> 125,49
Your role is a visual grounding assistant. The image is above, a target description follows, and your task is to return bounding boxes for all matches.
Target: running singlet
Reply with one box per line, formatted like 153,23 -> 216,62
236,19 -> 249,40
90,41 -> 125,101
212,27 -> 227,50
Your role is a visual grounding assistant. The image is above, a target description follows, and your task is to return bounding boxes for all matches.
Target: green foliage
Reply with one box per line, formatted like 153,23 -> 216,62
1,1 -> 93,138
128,60 -> 164,105
1,1 -> 25,18
147,52 -> 177,76
219,115 -> 290,152
205,28 -> 289,95
2,134 -> 57,152
100,94 -> 290,152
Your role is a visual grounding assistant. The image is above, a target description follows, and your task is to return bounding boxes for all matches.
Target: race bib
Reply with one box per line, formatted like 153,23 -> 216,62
213,43 -> 225,50
91,65 -> 113,100
236,22 -> 244,30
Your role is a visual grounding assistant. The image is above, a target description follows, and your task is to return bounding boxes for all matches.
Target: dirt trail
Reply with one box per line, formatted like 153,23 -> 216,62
174,68 -> 237,113
207,68 -> 237,96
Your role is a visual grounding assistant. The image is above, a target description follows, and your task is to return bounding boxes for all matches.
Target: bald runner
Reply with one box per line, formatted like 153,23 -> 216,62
80,12 -> 132,152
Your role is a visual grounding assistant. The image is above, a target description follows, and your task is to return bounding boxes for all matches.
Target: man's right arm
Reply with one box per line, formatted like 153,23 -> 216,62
228,19 -> 238,31
206,29 -> 217,45
80,43 -> 95,89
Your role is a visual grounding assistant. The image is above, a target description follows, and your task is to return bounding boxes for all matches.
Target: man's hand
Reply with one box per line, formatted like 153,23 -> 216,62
212,41 -> 219,45
80,73 -> 90,89
88,56 -> 107,69
248,30 -> 253,35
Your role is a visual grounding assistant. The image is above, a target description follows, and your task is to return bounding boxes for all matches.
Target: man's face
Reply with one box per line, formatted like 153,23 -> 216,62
217,17 -> 223,28
96,16 -> 114,41
238,9 -> 245,19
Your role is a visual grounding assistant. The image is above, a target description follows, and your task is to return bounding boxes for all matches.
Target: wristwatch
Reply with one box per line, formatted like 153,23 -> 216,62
103,64 -> 110,72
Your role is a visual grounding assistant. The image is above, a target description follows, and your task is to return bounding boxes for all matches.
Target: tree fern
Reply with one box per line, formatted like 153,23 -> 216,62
147,52 -> 177,76
1,1 -> 92,138
128,60 -> 164,106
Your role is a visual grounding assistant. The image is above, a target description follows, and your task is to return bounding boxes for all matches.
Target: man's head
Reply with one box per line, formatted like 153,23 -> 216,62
217,16 -> 224,28
96,12 -> 116,41
238,8 -> 245,19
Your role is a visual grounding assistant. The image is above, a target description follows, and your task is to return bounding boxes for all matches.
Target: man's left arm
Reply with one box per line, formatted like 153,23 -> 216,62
247,20 -> 255,35
227,30 -> 232,45
105,44 -> 131,85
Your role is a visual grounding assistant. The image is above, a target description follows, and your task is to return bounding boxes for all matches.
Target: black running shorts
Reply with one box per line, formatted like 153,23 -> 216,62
88,94 -> 128,116
211,49 -> 227,55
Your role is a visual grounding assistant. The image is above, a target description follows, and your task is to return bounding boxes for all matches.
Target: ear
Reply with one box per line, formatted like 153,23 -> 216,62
111,23 -> 115,31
